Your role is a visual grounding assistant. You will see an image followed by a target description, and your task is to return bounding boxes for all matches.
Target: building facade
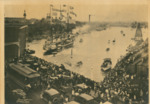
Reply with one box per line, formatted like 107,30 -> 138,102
5,17 -> 28,60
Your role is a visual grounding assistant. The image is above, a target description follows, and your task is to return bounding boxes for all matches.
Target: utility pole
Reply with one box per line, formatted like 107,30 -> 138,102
60,5 -> 63,42
89,14 -> 91,23
23,10 -> 26,19
89,14 -> 94,23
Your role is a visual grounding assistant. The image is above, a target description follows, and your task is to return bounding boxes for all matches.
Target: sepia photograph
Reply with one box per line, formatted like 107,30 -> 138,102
2,0 -> 149,104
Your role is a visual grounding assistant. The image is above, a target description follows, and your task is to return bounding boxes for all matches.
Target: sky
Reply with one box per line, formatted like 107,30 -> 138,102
4,4 -> 148,22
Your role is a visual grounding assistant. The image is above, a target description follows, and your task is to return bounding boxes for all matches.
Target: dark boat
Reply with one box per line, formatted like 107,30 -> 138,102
101,58 -> 112,72
120,30 -> 123,34
76,61 -> 83,67
79,38 -> 83,43
112,39 -> 116,43
43,43 -> 57,55
106,48 -> 110,52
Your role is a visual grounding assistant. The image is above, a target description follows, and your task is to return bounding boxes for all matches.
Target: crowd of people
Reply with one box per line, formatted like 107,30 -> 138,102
6,38 -> 148,104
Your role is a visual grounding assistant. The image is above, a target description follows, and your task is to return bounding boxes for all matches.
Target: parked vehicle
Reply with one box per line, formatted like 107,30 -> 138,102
40,88 -> 63,104
73,83 -> 88,94
73,93 -> 99,104
67,101 -> 80,104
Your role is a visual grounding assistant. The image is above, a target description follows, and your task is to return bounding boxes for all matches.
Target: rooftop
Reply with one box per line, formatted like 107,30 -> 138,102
45,88 -> 59,96
79,93 -> 93,101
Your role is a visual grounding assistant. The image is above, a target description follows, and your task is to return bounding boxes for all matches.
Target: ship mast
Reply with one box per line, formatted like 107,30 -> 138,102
50,4 -> 53,42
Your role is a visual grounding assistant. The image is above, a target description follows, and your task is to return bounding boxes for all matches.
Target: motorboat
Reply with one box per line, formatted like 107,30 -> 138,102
112,39 -> 116,43
120,30 -> 123,34
76,61 -> 83,67
101,58 -> 112,72
43,43 -> 57,55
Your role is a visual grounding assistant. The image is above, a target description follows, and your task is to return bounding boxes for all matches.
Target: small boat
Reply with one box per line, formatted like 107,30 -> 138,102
112,39 -> 116,43
76,61 -> 83,67
79,38 -> 83,43
108,40 -> 110,44
101,58 -> 112,72
120,30 -> 123,34
106,48 -> 110,52
123,34 -> 125,36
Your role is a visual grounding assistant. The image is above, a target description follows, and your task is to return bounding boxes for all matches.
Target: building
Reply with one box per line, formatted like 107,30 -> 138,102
5,11 -> 28,61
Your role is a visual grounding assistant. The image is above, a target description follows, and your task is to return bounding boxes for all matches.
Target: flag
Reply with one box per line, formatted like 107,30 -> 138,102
50,4 -> 53,7
70,11 -> 77,17
52,8 -> 60,12
63,4 -> 66,7
70,6 -> 74,9
60,10 -> 66,12
69,16 -> 72,19
60,13 -> 65,17
59,17 -> 62,20
52,12 -> 57,16
59,13 -> 64,20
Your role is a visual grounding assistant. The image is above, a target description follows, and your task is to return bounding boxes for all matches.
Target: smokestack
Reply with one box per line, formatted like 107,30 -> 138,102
89,14 -> 91,23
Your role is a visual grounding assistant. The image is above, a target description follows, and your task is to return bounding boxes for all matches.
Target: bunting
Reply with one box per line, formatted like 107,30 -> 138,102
59,13 -> 64,20
52,8 -> 60,12
63,4 -> 66,7
50,4 -> 53,7
60,10 -> 67,12
52,12 -> 57,16
69,16 -> 72,19
70,6 -> 74,9
70,11 -> 77,17
60,13 -> 65,17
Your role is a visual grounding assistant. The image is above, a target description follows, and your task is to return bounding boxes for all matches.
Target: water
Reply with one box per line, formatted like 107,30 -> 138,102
27,27 -> 148,82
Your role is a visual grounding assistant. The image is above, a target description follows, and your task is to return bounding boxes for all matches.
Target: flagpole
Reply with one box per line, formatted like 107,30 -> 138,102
60,5 -> 61,18
50,5 -> 53,23
60,5 -> 62,42
67,5 -> 70,37
50,4 -> 53,42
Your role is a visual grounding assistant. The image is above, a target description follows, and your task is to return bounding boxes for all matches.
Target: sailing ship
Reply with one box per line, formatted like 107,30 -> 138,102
43,4 -> 77,55
43,37 -> 74,55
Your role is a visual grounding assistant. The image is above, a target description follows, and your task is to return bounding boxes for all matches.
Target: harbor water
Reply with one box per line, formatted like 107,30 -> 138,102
27,26 -> 148,82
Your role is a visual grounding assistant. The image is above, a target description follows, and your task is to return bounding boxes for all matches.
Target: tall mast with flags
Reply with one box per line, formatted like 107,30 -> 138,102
50,4 -> 53,23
